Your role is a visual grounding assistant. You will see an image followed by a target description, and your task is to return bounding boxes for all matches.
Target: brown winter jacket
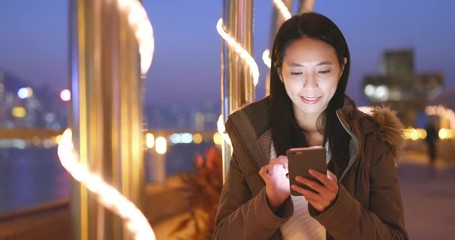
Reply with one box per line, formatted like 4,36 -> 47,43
212,96 -> 408,240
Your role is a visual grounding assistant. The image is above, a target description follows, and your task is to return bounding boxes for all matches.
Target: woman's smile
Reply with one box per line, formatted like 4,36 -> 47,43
301,96 -> 321,104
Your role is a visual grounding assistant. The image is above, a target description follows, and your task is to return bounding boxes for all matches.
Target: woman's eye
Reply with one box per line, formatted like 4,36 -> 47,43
290,72 -> 302,75
318,70 -> 330,74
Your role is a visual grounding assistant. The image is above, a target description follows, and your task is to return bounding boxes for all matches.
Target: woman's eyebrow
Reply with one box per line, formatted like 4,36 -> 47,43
287,61 -> 335,67
316,61 -> 335,66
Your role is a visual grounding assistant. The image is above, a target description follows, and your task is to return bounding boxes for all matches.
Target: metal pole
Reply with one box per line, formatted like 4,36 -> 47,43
266,0 -> 294,95
298,0 -> 316,13
269,0 -> 293,45
69,0 -> 144,239
221,0 -> 255,181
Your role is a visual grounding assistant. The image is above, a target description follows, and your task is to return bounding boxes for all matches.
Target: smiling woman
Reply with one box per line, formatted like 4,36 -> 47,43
1,1 -> 455,239
213,12 -> 408,240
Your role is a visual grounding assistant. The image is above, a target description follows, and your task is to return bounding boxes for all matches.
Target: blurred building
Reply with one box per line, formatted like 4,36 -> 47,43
362,49 -> 443,127
145,100 -> 219,131
0,69 -> 67,130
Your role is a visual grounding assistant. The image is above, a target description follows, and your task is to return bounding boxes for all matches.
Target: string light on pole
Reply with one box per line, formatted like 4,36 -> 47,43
262,49 -> 271,69
57,129 -> 156,240
118,0 -> 155,77
273,0 -> 292,20
263,0 -> 292,68
59,1 -> 156,238
216,17 -> 259,147
216,18 -> 260,86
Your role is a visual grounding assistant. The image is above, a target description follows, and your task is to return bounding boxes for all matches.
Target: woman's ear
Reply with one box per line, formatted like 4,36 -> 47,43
340,57 -> 348,77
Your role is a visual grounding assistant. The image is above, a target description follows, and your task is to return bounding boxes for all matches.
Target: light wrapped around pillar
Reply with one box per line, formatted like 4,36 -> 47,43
219,0 -> 256,181
68,0 -> 154,239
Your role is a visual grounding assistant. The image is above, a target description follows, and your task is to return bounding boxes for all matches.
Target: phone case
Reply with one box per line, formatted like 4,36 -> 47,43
286,146 -> 327,196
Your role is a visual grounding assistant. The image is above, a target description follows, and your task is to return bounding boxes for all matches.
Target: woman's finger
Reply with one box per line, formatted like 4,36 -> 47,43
271,155 -> 288,169
327,170 -> 337,181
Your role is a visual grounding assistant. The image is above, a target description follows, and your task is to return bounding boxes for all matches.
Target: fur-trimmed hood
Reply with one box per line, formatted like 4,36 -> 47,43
369,106 -> 405,160
338,97 -> 406,162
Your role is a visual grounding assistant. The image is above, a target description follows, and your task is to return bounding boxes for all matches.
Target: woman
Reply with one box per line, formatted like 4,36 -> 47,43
212,12 -> 408,240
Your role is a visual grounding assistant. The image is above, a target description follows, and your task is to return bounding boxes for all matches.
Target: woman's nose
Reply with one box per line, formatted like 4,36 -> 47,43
303,73 -> 318,89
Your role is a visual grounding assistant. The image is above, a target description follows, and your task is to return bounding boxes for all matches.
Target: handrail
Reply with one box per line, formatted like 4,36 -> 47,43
0,128 -> 64,139
0,200 -> 71,239
0,199 -> 69,221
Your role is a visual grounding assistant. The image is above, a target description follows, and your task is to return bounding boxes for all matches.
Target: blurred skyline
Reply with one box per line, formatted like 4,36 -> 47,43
0,0 -> 454,109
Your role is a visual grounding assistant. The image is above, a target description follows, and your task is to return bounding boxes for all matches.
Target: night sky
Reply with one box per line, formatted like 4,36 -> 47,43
1,0 -> 454,109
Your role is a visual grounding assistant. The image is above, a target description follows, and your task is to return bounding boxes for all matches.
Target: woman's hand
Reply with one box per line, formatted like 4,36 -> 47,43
259,156 -> 290,211
291,169 -> 339,212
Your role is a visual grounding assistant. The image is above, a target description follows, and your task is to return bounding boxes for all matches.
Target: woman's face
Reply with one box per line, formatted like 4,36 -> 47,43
279,37 -> 343,119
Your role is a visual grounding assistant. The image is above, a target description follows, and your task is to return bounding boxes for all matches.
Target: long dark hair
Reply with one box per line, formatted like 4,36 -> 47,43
269,12 -> 351,177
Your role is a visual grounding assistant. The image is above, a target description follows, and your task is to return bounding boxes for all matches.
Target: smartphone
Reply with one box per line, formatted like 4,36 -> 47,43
286,146 -> 327,196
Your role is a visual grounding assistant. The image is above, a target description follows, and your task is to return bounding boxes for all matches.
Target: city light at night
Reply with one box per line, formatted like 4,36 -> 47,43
145,132 -> 155,149
439,128 -> 454,140
426,105 -> 455,130
17,87 -> 33,99
11,107 -> 26,118
60,89 -> 71,101
155,136 -> 167,154
193,133 -> 203,144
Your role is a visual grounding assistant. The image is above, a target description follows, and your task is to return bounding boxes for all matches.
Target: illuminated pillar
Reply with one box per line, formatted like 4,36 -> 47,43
69,0 -> 144,239
298,0 -> 316,13
266,0 -> 294,95
221,0 -> 255,181
269,0 -> 293,46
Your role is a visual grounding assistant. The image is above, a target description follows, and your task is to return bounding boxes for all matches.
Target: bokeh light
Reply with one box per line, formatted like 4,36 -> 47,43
60,89 -> 71,101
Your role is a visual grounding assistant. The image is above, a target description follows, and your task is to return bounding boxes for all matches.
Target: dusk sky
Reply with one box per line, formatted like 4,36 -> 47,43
1,0 -> 454,109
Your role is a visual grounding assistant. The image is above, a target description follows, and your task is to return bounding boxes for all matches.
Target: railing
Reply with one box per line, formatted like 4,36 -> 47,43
0,127 -> 218,239
0,128 -> 68,239
0,200 -> 71,240
0,128 -> 64,139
